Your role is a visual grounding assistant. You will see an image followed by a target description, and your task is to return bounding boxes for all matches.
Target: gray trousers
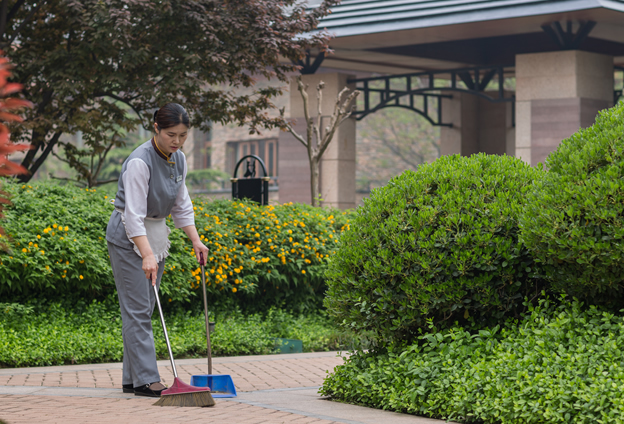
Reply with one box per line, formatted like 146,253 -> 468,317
108,242 -> 165,388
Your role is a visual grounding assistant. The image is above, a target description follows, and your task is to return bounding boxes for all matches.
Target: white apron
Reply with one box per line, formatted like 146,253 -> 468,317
116,207 -> 171,263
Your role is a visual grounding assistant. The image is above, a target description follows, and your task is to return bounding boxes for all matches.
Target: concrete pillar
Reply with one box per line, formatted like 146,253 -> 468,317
478,93 -> 515,156
440,93 -> 478,156
440,92 -> 515,157
515,50 -> 614,165
278,73 -> 356,209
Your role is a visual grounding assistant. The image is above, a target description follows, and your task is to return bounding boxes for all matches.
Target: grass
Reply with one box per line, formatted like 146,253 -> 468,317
0,299 -> 367,368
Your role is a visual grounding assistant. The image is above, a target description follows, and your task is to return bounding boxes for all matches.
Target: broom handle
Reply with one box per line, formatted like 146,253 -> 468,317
153,283 -> 178,379
200,252 -> 213,375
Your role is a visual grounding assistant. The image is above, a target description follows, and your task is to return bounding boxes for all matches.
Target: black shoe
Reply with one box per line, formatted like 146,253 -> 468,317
122,384 -> 134,394
134,382 -> 166,397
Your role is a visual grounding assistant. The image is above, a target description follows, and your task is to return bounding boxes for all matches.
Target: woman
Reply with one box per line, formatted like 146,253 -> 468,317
106,103 -> 208,397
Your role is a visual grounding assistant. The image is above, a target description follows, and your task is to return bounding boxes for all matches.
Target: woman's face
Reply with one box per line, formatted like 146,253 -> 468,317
154,123 -> 188,155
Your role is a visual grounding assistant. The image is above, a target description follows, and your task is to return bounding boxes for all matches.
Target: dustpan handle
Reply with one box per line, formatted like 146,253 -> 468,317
153,283 -> 178,379
200,252 -> 213,375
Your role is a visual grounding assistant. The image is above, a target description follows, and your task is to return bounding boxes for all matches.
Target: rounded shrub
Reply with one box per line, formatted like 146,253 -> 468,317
519,102 -> 624,305
324,153 -> 545,342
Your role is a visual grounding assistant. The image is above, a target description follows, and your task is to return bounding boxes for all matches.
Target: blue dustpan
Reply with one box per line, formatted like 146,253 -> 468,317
190,374 -> 237,398
194,254 -> 237,398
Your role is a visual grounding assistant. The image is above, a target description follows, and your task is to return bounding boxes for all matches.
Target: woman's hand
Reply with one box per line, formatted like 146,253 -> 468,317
142,256 -> 158,286
193,240 -> 209,264
181,225 -> 209,264
131,235 -> 158,286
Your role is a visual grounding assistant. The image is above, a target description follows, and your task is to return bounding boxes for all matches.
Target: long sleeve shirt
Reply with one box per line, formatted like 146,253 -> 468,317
106,139 -> 194,251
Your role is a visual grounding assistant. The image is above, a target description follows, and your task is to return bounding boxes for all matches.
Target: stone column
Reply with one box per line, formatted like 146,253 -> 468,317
515,50 -> 614,165
478,93 -> 515,156
440,93 -> 479,156
278,73 -> 356,209
440,92 -> 515,157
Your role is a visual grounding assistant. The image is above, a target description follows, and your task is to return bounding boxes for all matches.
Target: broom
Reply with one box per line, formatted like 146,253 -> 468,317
152,284 -> 215,407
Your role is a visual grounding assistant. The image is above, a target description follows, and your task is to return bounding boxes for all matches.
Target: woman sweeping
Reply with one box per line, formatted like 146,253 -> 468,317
106,103 -> 208,397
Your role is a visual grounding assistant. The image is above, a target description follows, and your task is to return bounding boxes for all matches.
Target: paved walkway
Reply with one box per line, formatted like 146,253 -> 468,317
0,352 -> 451,424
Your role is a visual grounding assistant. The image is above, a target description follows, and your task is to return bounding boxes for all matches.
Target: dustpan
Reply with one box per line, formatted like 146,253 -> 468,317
190,253 -> 237,398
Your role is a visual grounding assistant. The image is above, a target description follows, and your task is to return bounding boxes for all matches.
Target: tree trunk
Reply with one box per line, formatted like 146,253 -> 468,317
17,131 -> 62,182
310,156 -> 320,207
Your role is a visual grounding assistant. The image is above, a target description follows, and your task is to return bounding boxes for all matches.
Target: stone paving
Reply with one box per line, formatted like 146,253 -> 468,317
0,352 -> 448,424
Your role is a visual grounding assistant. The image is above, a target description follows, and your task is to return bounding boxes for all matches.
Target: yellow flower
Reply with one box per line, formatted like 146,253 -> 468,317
287,230 -> 292,234
21,248 -> 27,253
79,275 -> 84,280
28,242 -> 33,246
301,270 -> 306,274
232,287 -> 237,293
40,250 -> 45,255
64,226 -> 68,231
37,235 -> 41,239
52,224 -> 58,228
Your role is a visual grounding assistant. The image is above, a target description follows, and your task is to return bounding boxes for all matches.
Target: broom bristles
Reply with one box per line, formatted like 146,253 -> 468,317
153,391 -> 215,407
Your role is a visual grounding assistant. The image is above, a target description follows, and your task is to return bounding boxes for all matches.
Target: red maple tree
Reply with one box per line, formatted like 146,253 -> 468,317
0,53 -> 32,237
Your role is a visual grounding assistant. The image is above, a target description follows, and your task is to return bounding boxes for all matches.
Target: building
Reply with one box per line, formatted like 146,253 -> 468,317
208,0 -> 624,208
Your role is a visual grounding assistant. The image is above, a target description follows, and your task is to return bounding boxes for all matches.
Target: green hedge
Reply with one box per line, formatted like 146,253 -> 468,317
0,181 -> 351,311
321,299 -> 624,423
520,102 -> 624,306
324,154 -> 545,342
0,300 -> 356,367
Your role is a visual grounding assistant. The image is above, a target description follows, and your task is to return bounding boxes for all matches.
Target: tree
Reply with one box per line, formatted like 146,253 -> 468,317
7,0 -> 338,182
0,52 -> 31,238
280,76 -> 359,207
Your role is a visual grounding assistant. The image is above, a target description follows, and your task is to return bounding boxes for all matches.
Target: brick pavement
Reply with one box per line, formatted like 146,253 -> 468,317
0,352 -> 345,392
0,352 -> 444,424
0,394 -> 341,424
0,352 -> 347,424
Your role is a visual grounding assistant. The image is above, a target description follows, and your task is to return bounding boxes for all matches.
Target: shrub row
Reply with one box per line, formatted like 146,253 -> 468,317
0,300 -> 358,367
326,101 -> 624,343
321,299 -> 624,424
0,181 -> 351,311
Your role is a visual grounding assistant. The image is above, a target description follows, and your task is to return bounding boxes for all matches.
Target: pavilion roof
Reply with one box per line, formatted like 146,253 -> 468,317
314,0 -> 624,38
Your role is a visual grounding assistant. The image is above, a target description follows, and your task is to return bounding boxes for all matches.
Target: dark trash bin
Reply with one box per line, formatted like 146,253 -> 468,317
231,155 -> 271,205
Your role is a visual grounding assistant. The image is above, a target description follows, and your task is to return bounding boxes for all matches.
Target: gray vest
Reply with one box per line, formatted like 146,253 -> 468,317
106,140 -> 186,249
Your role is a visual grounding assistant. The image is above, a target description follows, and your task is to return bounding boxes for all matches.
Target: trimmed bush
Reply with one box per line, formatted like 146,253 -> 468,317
324,154 -> 545,342
0,300 -> 356,367
320,299 -> 624,424
520,102 -> 624,305
0,181 -> 351,311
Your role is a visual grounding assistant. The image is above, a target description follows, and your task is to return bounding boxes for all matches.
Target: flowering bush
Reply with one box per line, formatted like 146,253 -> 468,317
0,180 -> 352,311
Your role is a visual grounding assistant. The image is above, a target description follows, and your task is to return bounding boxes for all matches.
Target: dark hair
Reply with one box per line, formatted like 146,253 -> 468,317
153,103 -> 190,130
